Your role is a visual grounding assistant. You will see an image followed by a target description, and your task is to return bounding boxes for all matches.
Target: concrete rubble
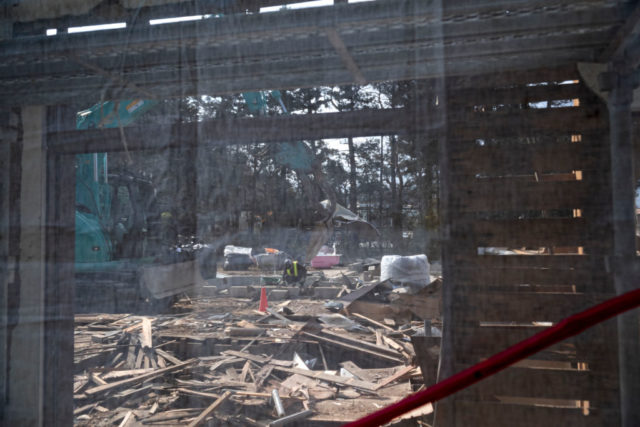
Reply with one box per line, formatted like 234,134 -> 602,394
73,262 -> 442,426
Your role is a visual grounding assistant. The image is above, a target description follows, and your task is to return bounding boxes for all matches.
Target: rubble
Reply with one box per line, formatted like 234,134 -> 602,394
73,264 -> 441,426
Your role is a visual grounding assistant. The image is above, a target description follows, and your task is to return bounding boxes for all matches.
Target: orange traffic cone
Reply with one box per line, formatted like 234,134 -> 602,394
258,287 -> 268,312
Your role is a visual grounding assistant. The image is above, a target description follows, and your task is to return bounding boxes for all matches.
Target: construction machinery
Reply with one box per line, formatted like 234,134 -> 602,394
75,152 -> 214,312
74,101 -> 211,312
73,93 -> 375,310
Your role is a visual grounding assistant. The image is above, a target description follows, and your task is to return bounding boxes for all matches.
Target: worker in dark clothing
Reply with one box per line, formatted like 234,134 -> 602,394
283,259 -> 307,285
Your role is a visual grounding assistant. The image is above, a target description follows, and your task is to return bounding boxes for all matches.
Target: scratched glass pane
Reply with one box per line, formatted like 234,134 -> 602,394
1,1 -> 639,426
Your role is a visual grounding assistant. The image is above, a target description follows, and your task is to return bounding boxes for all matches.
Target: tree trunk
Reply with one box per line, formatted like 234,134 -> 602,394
347,136 -> 358,212
378,136 -> 384,224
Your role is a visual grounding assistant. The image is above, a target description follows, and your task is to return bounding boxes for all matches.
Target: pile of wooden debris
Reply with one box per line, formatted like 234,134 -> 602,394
73,293 -> 437,426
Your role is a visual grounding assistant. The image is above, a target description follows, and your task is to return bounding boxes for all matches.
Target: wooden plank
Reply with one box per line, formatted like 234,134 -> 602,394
381,336 -> 412,360
134,348 -> 144,369
208,357 -> 244,373
450,401 -> 616,427
185,391 -> 232,427
123,318 -> 155,334
85,359 -> 197,396
73,403 -> 96,416
110,384 -> 154,405
50,107 -> 433,154
90,373 -> 108,386
458,292 -> 604,323
445,65 -> 580,91
450,106 -> 607,139
101,369 -> 155,380
118,411 -> 134,427
455,265 -> 605,287
448,81 -> 586,109
318,330 -> 401,357
140,409 -> 202,424
472,218 -> 589,247
452,326 -> 614,364
374,365 -> 416,390
140,318 -> 152,349
453,254 -> 600,270
457,366 -> 619,402
273,367 -> 379,392
451,143 -> 594,176
339,361 -> 378,383
177,388 -> 271,400
301,331 -> 404,363
221,350 -> 270,364
154,348 -> 183,365
345,300 -> 403,322
177,387 -> 220,399
156,354 -> 166,368
351,313 -> 395,332
452,180 -> 590,212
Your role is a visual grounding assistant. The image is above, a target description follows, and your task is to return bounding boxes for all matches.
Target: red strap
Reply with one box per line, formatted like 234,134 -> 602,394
346,287 -> 640,427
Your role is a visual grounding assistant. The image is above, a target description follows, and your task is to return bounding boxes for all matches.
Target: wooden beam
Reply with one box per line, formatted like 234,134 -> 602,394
47,108 -> 434,154
599,1 -> 640,62
65,53 -> 155,99
186,390 -> 232,427
42,106 -> 76,426
85,359 -> 197,396
302,331 -> 404,363
6,106 -> 48,426
273,367 -> 379,392
325,28 -> 366,85
451,401 -> 615,427
472,218 -> 589,247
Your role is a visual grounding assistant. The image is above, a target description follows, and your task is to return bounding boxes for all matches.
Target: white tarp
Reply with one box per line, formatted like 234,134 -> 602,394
380,254 -> 430,287
223,245 -> 252,257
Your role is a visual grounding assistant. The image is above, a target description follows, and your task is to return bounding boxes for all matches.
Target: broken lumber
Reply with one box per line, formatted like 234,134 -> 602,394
222,350 -> 271,364
351,313 -> 395,332
140,409 -> 202,424
186,390 -> 232,427
155,348 -> 183,365
373,364 -> 417,390
273,367 -> 379,392
140,318 -> 152,349
381,335 -> 412,360
118,411 -> 134,427
123,318 -> 154,334
85,359 -> 197,396
321,329 -> 403,357
178,388 -> 221,400
301,332 -> 403,363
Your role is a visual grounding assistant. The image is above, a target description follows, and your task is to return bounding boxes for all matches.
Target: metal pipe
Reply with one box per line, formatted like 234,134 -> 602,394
269,409 -> 313,427
93,153 -> 98,182
271,389 -> 285,418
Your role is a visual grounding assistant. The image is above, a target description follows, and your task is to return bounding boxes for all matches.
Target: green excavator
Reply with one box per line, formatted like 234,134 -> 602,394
74,93 -> 375,311
74,100 -> 213,312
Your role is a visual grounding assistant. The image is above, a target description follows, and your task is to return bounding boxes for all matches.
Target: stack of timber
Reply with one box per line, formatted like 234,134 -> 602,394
436,65 -> 620,426
73,295 -> 431,426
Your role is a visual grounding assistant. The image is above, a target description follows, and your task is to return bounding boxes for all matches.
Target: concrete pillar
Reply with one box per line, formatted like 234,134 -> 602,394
6,106 -> 46,426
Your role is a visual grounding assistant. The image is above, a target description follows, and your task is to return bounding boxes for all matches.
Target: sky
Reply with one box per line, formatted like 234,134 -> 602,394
48,0 -> 376,34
